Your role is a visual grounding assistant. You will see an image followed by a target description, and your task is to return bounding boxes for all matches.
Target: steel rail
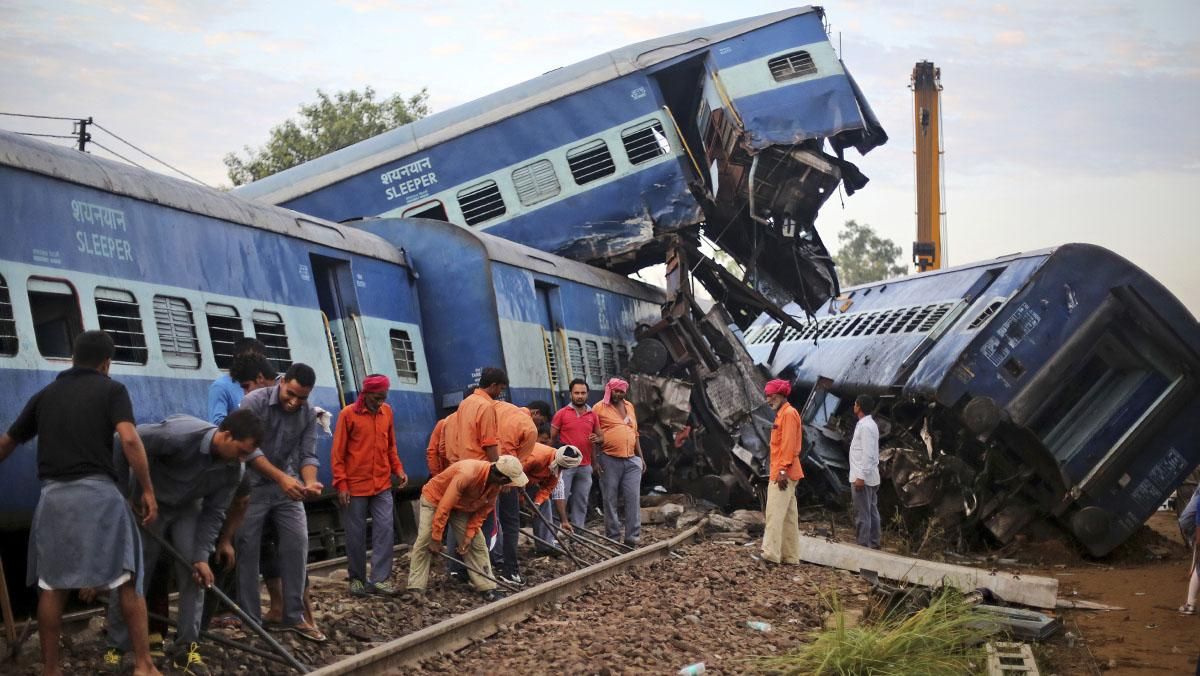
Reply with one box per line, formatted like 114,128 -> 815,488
310,520 -> 707,675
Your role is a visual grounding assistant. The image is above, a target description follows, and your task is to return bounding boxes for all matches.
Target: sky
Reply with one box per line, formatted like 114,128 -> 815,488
3,0 -> 1198,315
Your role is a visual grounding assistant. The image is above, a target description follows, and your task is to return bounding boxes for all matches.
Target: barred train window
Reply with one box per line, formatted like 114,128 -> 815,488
512,159 -> 561,207
389,329 -> 419,384
585,340 -> 602,388
616,345 -> 629,373
95,287 -> 147,364
251,309 -> 291,372
457,180 -> 506,226
28,278 -> 82,359
153,295 -> 201,369
601,342 -> 617,381
565,139 -> 616,185
567,337 -> 586,382
0,274 -> 17,356
768,50 -> 817,82
205,303 -> 244,370
621,120 -> 670,165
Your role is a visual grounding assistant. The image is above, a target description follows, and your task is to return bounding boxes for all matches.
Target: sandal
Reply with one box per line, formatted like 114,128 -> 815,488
1179,604 -> 1197,616
288,622 -> 328,643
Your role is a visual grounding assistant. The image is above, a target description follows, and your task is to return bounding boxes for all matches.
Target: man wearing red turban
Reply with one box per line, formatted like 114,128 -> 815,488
762,379 -> 803,564
332,374 -> 408,596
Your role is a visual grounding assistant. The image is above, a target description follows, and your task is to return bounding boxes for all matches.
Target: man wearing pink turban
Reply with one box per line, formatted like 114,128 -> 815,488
332,374 -> 408,596
593,378 -> 645,548
762,379 -> 803,564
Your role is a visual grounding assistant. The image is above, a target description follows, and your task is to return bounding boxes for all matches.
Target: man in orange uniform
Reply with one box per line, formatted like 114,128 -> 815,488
331,374 -> 409,596
593,378 -> 645,548
493,399 -> 552,585
444,370 -> 506,578
523,444 -> 583,549
762,379 -> 804,564
425,418 -> 449,479
406,456 -> 527,603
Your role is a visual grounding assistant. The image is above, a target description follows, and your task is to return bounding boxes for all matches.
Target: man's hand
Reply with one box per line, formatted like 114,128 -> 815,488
278,475 -> 307,501
338,490 -> 351,508
588,433 -> 602,444
394,473 -> 409,489
303,481 -> 324,499
428,539 -> 443,554
853,478 -> 865,491
560,521 -> 574,534
192,561 -> 215,588
216,539 -> 236,570
776,476 -> 788,491
139,489 -> 158,525
456,541 -> 470,556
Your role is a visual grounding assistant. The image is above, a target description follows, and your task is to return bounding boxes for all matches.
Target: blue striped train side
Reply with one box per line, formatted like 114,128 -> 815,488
0,131 -> 438,540
742,244 -> 1200,556
351,217 -> 665,420
236,7 -> 885,313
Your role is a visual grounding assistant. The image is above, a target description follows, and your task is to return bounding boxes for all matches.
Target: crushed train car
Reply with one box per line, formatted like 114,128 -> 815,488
732,244 -> 1200,556
234,6 -> 886,317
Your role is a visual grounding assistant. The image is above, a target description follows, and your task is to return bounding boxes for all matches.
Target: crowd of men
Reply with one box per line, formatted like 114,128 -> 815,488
0,329 -> 884,675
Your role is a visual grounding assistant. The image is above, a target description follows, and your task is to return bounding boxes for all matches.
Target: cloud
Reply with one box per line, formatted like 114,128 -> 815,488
993,30 -> 1026,47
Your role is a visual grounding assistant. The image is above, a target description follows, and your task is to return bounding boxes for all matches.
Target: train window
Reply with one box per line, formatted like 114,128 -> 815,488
512,159 -> 561,207
389,329 -> 419,384
94,288 -> 147,365
0,275 -> 16,356
768,50 -> 818,82
566,139 -> 617,185
153,295 -> 201,369
251,310 -> 292,372
457,180 -> 506,226
621,120 -> 670,165
205,303 -> 244,370
27,278 -> 82,359
402,200 -> 449,221
602,342 -> 617,380
567,337 -> 586,382
616,345 -> 629,373
585,340 -> 602,388
967,299 -> 1005,330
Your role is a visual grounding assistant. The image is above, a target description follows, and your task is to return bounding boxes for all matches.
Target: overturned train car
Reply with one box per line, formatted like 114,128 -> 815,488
740,244 -> 1200,556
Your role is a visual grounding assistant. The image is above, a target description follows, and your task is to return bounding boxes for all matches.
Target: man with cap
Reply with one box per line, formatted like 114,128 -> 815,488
331,374 -> 408,597
849,394 -> 881,549
762,379 -> 804,565
0,330 -> 160,676
523,444 -> 583,551
593,378 -> 645,548
406,456 -> 528,602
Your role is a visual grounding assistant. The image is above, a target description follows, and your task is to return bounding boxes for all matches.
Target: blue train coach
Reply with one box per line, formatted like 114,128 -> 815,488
236,7 -> 886,315
0,130 -> 438,540
741,244 -> 1200,556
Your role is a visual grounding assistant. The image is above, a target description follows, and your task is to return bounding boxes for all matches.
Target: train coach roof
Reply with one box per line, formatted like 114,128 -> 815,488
0,130 -> 407,266
233,6 -> 820,205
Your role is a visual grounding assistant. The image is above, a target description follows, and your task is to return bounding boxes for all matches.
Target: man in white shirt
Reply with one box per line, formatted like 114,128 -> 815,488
848,395 -> 881,549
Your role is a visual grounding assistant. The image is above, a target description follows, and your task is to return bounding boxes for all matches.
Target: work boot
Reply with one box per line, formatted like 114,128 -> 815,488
100,647 -> 124,673
172,642 -> 210,675
369,580 -> 399,596
480,589 -> 506,603
349,579 -> 369,597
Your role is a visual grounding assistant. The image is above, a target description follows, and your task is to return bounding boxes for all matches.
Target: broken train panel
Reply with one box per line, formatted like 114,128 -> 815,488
741,244 -> 1200,556
235,7 -> 885,316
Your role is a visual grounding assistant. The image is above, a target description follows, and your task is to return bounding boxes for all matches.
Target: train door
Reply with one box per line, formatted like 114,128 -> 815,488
534,282 -> 565,409
309,254 -> 369,407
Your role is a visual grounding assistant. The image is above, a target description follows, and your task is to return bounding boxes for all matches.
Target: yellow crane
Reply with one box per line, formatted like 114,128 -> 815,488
911,61 -> 945,272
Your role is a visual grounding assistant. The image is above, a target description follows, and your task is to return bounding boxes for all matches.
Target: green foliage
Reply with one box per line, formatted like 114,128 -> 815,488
755,590 -> 995,676
833,220 -> 909,287
224,86 -> 431,186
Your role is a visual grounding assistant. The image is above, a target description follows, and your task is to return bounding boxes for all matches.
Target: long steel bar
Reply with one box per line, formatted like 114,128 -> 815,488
147,612 -> 292,667
310,521 -> 706,675
521,507 -> 586,568
573,523 -> 636,552
432,550 -> 521,594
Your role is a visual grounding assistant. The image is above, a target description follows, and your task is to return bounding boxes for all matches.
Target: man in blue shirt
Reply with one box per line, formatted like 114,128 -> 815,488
208,339 -> 275,426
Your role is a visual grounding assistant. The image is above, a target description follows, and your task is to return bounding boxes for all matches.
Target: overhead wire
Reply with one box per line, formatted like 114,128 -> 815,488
90,121 -> 212,187
89,141 -> 148,171
0,111 -> 82,121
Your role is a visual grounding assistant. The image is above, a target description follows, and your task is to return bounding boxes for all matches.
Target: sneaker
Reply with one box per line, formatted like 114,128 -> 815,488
480,589 -> 506,603
497,572 -> 525,586
173,642 -> 210,675
349,579 -> 369,597
148,632 -> 165,658
100,647 -> 124,673
369,580 -> 399,596
447,570 -> 467,584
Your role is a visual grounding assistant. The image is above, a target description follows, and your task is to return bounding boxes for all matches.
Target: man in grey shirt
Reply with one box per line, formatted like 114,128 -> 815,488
236,363 -> 325,642
105,410 -> 264,673
848,394 -> 881,549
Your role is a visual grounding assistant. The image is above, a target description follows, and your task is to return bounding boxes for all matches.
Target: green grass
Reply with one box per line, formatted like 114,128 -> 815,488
754,589 -> 996,675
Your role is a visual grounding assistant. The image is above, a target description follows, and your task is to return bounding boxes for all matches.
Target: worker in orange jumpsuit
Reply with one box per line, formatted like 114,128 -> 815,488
331,374 -> 408,597
443,369 -> 506,579
493,399 -> 552,585
523,443 -> 582,550
761,378 -> 804,564
406,456 -> 527,603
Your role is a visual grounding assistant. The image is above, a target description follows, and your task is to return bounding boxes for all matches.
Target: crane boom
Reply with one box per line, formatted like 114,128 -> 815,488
911,61 -> 945,272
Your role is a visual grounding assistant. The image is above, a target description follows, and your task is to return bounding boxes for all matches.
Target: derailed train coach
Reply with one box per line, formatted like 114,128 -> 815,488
234,6 -> 886,317
740,244 -> 1200,556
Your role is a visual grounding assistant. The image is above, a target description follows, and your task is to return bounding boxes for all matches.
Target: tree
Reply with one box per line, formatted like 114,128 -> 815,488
224,86 -> 431,186
833,220 -> 909,286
